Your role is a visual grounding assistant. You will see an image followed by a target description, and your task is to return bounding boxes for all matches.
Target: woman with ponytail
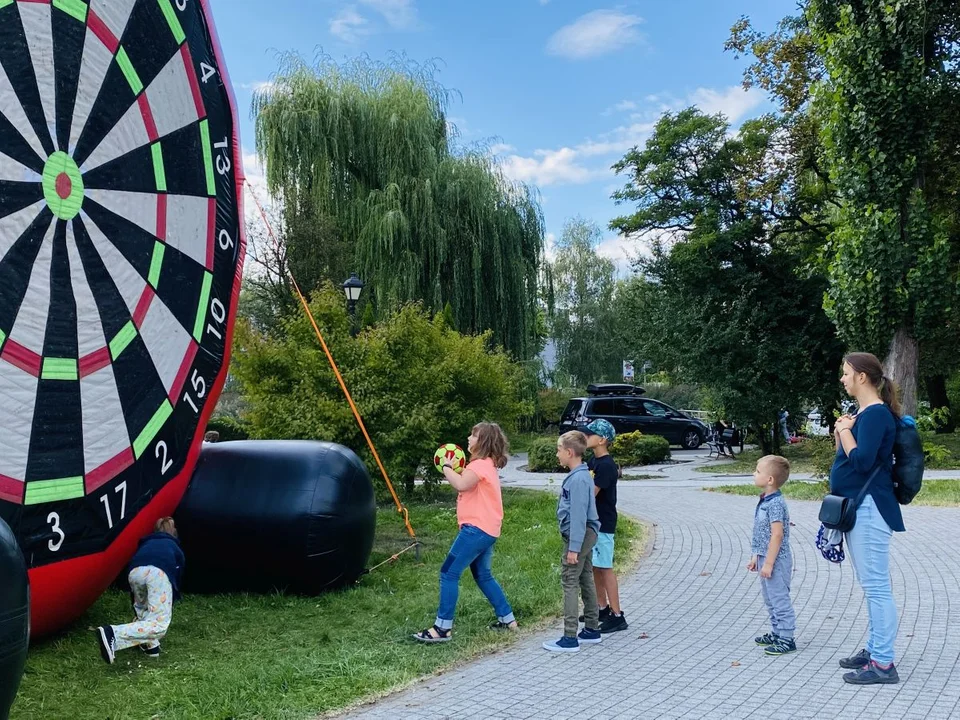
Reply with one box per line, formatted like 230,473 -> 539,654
831,352 -> 905,685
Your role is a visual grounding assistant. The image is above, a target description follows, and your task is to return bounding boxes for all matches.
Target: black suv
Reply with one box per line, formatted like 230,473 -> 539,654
559,384 -> 709,449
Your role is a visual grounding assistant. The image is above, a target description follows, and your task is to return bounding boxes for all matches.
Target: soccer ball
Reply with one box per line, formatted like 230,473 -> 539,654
434,443 -> 467,474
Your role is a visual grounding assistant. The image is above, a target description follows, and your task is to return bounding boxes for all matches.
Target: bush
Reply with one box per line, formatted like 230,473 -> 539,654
205,415 -> 249,441
611,431 -> 670,466
232,285 -> 527,498
804,435 -> 836,479
526,437 -> 563,472
923,441 -> 953,466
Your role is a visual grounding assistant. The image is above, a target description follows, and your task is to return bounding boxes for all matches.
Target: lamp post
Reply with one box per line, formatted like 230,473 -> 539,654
342,273 -> 364,333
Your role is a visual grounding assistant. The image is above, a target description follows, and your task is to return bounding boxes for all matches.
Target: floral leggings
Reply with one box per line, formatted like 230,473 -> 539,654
112,566 -> 173,652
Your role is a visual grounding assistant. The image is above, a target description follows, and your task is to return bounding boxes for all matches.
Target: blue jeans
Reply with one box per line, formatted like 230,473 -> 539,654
435,524 -> 515,630
846,494 -> 898,664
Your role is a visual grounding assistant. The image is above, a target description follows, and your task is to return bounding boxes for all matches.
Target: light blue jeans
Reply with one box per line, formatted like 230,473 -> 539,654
845,494 -> 898,665
435,524 -> 515,630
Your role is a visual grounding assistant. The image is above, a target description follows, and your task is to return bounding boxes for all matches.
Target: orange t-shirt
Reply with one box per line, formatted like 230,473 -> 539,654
457,457 -> 504,538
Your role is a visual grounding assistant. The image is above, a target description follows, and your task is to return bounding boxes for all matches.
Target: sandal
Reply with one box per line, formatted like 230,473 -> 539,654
412,625 -> 451,643
489,621 -> 518,631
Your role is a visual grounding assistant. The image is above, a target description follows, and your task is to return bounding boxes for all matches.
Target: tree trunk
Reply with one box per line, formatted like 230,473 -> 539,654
883,327 -> 919,416
926,373 -> 956,433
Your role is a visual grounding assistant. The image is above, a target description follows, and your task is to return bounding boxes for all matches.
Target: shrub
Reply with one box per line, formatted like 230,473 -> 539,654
526,437 -> 563,472
804,435 -> 836,479
232,285 -> 526,498
923,441 -> 953,467
611,431 -> 670,466
205,415 -> 249,441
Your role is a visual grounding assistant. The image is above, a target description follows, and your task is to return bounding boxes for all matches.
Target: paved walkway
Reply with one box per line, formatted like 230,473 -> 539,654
344,452 -> 960,720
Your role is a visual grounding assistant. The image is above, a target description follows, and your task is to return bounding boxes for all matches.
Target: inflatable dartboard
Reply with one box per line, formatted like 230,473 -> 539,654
0,0 -> 244,637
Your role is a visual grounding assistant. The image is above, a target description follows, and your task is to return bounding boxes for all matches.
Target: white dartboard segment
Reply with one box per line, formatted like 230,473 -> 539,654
18,2 -> 57,148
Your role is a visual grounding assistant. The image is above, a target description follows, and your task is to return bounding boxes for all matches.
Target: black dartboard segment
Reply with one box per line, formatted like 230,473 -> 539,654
0,0 -> 243,568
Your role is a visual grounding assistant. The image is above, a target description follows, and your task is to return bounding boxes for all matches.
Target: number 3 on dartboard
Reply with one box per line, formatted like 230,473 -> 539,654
47,512 -> 64,552
100,482 -> 128,530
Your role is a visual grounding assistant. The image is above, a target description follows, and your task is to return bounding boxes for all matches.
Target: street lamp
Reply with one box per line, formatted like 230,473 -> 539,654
342,272 -> 364,328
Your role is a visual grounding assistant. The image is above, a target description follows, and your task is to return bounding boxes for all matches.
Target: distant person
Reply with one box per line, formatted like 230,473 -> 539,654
779,410 -> 791,442
95,517 -> 185,663
747,456 -> 796,656
543,431 -> 602,653
203,430 -> 220,444
581,420 -> 627,633
831,353 -> 904,685
413,423 -> 517,643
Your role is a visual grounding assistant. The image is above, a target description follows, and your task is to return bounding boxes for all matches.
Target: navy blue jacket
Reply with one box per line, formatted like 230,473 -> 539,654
830,404 -> 905,532
129,532 -> 186,601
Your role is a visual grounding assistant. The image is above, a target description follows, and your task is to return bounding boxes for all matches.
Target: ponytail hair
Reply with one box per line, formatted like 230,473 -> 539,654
880,375 -> 902,418
844,352 -> 902,418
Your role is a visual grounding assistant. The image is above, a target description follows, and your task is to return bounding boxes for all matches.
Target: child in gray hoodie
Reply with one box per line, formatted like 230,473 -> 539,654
543,431 -> 602,653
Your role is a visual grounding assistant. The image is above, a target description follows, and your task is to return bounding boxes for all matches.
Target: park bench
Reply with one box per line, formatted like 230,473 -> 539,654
706,428 -> 738,459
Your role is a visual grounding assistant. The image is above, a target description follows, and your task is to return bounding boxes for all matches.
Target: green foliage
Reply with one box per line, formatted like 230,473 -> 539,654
923,440 -> 954,467
253,54 -> 545,358
808,0 -> 960,411
642,383 -> 704,412
526,437 -> 564,472
917,405 -> 954,434
231,285 -> 527,496
609,110 -> 845,453
549,218 -> 621,385
610,431 -> 671,467
805,435 -> 837,479
537,387 -> 578,426
205,415 -> 249,442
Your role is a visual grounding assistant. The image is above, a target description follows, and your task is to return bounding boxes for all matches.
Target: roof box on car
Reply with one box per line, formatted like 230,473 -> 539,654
586,383 -> 645,396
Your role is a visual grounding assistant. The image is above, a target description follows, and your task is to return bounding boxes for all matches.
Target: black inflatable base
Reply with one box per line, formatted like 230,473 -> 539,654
175,440 -> 377,595
0,517 -> 28,720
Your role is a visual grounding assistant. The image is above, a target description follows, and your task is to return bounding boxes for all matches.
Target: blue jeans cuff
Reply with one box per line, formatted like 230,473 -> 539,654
435,617 -> 453,630
499,612 -> 515,624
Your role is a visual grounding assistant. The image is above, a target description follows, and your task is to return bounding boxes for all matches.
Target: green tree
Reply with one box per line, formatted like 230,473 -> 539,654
807,0 -> 960,416
549,218 -> 621,386
610,110 -> 845,452
253,54 -> 545,358
231,285 -> 528,495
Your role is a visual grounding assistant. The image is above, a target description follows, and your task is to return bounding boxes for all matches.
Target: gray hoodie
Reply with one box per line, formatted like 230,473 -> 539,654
557,463 -> 601,553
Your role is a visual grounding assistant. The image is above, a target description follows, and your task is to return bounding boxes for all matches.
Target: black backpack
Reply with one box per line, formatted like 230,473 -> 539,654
892,416 -> 924,505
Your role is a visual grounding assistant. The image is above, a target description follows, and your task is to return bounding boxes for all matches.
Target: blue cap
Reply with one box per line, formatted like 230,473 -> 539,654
581,419 -> 616,444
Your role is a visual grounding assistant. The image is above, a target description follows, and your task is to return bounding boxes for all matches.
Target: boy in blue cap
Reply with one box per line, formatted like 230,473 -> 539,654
583,419 -> 627,633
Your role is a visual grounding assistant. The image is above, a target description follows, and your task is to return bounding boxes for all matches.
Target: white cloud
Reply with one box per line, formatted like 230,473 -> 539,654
489,142 -> 516,155
539,0 -> 551,4
330,6 -> 369,41
358,0 -> 417,29
687,86 -> 764,124
239,80 -> 275,95
546,10 -> 645,60
500,147 -> 608,187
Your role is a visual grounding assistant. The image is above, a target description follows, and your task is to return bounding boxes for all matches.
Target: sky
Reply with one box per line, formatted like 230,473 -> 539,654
210,0 -> 799,273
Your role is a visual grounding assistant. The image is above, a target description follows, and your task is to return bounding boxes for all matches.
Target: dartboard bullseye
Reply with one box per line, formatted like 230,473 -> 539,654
0,0 -> 244,636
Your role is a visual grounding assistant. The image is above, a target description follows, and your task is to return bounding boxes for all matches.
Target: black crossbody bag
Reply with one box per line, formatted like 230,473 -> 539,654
818,465 -> 881,533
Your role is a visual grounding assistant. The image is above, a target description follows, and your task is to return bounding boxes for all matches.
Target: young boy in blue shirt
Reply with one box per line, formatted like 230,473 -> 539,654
543,431 -> 602,653
747,455 -> 797,656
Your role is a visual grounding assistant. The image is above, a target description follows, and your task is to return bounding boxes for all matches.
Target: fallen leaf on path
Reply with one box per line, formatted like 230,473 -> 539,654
731,661 -> 741,667
699,572 -> 712,577
638,632 -> 650,639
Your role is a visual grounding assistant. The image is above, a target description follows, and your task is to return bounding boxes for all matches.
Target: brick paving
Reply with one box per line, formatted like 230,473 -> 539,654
343,453 -> 960,720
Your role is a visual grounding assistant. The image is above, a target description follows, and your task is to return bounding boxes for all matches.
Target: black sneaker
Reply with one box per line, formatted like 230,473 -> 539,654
579,606 -> 611,623
96,626 -> 116,664
839,648 -> 871,669
599,612 -> 628,634
843,661 -> 899,685
140,643 -> 161,658
754,632 -> 779,646
764,637 -> 797,656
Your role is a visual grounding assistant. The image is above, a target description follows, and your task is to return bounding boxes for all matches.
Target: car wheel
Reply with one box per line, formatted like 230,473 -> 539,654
681,428 -> 702,450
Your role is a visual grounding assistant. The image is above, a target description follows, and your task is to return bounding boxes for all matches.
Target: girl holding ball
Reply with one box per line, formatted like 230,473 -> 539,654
413,422 -> 518,642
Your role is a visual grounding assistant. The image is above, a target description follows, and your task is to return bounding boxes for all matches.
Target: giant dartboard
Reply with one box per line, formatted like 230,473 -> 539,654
0,0 -> 244,636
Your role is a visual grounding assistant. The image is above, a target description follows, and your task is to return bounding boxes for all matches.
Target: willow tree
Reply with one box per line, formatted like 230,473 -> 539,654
253,54 -> 545,358
808,0 -> 960,415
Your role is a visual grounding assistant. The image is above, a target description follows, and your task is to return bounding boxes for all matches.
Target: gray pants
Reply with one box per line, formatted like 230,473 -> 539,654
758,553 -> 796,640
562,528 -> 599,637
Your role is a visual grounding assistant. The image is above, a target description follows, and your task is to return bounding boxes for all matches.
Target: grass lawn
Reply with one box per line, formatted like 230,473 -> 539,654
622,474 -> 664,481
698,441 -> 822,476
708,479 -> 960,507
14,488 -> 642,720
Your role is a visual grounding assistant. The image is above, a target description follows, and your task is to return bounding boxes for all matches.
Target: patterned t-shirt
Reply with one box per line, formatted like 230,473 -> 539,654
751,491 -> 791,562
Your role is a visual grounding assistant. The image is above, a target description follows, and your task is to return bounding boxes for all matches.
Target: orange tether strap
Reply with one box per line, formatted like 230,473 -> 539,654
245,181 -> 418,547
